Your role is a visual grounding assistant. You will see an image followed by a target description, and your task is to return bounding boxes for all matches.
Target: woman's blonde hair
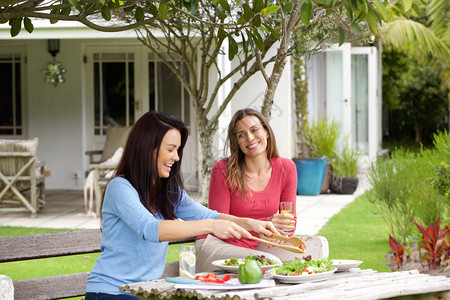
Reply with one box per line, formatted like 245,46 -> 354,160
224,108 -> 278,196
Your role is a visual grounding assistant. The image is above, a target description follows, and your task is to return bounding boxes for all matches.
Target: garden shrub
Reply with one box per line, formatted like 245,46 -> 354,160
430,131 -> 450,202
365,150 -> 417,245
365,132 -> 449,245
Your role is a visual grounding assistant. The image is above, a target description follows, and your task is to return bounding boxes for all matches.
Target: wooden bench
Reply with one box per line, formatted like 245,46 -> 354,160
0,229 -> 195,300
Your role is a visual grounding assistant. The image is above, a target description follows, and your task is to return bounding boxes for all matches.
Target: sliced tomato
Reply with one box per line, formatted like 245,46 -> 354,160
222,274 -> 231,282
196,273 -> 231,284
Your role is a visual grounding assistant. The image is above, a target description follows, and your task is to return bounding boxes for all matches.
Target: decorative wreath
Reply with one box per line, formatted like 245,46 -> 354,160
42,61 -> 66,87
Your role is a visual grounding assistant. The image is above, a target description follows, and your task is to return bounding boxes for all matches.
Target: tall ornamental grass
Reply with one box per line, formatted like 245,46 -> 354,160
364,131 -> 449,245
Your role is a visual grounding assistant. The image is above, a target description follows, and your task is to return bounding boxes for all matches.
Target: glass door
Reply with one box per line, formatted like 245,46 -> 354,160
351,47 -> 380,158
85,46 -> 141,151
325,44 -> 351,150
351,53 -> 369,154
147,54 -> 197,189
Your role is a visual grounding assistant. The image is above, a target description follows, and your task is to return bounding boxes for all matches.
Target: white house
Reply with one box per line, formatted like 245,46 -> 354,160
0,21 -> 382,191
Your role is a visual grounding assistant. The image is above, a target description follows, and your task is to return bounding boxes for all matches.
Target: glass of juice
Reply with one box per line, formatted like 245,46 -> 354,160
179,245 -> 196,278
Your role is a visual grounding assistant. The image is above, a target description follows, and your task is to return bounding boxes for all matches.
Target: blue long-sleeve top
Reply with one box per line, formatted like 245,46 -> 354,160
86,176 -> 220,295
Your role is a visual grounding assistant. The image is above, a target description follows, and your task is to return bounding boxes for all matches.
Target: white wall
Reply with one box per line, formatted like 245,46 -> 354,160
0,36 -> 295,191
226,47 -> 294,160
26,39 -> 85,189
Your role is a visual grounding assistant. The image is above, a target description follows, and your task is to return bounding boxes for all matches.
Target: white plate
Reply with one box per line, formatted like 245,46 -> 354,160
332,260 -> 363,272
211,259 -> 282,273
272,268 -> 336,283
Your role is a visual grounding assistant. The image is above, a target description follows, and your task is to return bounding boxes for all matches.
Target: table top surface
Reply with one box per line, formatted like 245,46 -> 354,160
120,268 -> 450,300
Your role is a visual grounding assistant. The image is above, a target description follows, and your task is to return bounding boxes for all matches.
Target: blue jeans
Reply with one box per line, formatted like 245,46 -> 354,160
85,292 -> 138,300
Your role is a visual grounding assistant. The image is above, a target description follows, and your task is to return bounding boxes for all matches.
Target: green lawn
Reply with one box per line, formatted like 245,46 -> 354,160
0,195 -> 392,281
317,195 -> 391,272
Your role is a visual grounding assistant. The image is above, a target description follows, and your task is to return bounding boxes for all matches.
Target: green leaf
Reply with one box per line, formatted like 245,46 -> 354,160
10,18 -> 21,37
149,4 -> 158,16
49,9 -> 59,24
159,1 -> 168,20
282,2 -> 293,14
411,2 -> 420,16
228,34 -> 238,60
217,28 -> 227,45
354,10 -> 366,23
263,22 -> 280,40
344,2 -> 354,21
219,0 -> 231,13
365,7 -> 378,33
372,0 -> 388,22
123,4 -> 136,12
338,26 -> 345,46
243,3 -> 253,21
359,0 -> 368,14
241,32 -> 247,54
101,6 -> 111,21
300,0 -> 312,26
252,14 -> 261,27
23,17 -> 33,33
251,30 -> 264,52
401,0 -> 412,11
135,6 -> 144,21
254,0 -> 264,12
350,0 -> 359,10
60,7 -> 72,16
237,13 -> 246,25
262,5 -> 279,16
350,23 -> 361,35
68,0 -> 77,6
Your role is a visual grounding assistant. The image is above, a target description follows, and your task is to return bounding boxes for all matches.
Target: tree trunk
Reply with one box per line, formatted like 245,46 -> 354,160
195,109 -> 218,204
415,123 -> 423,143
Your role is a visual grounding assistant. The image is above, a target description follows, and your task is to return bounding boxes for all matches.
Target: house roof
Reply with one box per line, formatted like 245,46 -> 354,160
0,19 -> 139,40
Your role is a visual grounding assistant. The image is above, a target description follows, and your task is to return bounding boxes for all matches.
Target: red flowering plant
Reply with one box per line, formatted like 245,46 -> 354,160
411,218 -> 450,270
389,236 -> 405,267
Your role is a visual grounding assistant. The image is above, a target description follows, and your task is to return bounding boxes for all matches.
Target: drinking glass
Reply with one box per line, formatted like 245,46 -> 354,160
179,245 -> 196,278
279,202 -> 295,233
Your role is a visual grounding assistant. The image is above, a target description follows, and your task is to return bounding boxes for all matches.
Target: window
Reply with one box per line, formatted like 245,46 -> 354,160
93,52 -> 135,136
91,50 -> 190,136
0,51 -> 24,136
148,54 -> 190,126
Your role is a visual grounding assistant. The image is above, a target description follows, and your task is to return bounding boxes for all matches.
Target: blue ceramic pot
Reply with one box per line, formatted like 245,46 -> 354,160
294,157 -> 328,196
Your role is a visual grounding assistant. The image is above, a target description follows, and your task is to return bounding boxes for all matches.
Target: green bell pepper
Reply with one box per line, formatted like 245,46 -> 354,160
238,260 -> 263,284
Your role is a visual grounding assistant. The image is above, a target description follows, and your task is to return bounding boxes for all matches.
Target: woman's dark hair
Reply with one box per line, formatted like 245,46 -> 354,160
106,111 -> 188,220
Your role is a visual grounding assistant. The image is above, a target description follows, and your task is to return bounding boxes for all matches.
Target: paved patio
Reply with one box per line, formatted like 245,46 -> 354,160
0,183 -> 365,235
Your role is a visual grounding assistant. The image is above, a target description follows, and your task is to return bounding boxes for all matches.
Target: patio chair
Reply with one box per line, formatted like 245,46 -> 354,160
85,125 -> 130,165
85,126 -> 130,216
0,138 -> 46,218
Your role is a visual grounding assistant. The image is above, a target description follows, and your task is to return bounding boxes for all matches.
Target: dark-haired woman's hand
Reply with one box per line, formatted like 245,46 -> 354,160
247,219 -> 278,238
210,219 -> 253,240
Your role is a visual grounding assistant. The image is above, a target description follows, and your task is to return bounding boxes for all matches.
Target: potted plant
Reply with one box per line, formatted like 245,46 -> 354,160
306,117 -> 341,194
292,58 -> 341,195
330,144 -> 359,194
292,59 -> 327,196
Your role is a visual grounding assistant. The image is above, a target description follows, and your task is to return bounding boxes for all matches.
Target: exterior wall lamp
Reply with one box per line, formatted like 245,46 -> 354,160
43,39 -> 66,87
48,39 -> 60,57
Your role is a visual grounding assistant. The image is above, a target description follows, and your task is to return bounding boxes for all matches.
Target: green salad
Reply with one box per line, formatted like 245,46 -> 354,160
223,255 -> 278,267
273,258 -> 333,276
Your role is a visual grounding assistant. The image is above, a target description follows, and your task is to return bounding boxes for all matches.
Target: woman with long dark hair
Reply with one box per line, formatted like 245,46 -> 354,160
86,111 -> 277,299
195,108 -> 297,272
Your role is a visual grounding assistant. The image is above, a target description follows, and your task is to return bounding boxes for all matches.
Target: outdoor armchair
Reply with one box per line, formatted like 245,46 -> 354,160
0,138 -> 46,218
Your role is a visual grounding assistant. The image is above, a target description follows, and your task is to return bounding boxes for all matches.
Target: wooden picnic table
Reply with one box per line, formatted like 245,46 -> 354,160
120,268 -> 450,300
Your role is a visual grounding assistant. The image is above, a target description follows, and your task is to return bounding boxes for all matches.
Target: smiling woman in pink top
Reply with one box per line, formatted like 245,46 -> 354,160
195,108 -> 298,272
